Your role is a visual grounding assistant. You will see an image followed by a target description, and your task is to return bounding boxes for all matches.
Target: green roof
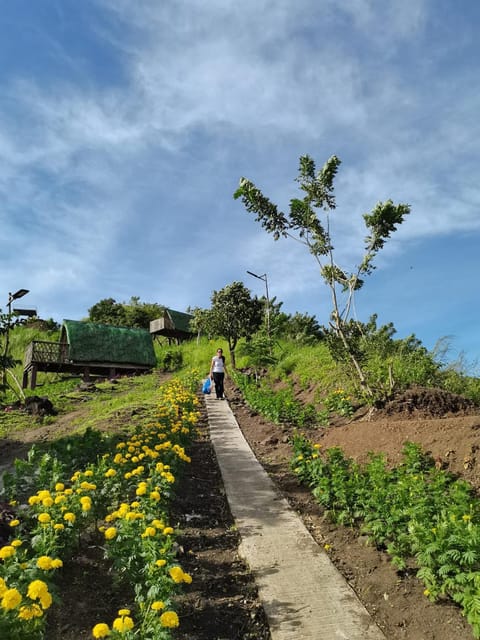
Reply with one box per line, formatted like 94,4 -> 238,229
62,320 -> 157,366
166,309 -> 194,334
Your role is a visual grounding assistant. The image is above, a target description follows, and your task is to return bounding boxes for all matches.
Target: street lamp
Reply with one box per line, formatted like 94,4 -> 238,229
246,271 -> 270,337
8,289 -> 29,312
2,289 -> 29,389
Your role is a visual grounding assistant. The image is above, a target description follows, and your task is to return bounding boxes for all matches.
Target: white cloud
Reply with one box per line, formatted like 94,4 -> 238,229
1,0 -> 480,360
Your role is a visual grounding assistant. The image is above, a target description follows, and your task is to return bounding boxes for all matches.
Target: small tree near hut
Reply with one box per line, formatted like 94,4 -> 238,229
209,282 -> 263,368
234,154 -> 410,398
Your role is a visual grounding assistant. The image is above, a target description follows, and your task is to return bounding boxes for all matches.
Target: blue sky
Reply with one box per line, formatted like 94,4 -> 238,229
1,1 -> 479,371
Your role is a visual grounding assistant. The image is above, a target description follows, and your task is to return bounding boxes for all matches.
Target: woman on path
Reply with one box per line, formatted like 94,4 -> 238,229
210,348 -> 227,399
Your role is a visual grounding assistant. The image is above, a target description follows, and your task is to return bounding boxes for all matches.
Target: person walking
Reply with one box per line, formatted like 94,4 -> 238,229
210,347 -> 227,399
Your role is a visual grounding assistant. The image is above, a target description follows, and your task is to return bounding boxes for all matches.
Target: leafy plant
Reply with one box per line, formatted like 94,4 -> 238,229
291,436 -> 480,637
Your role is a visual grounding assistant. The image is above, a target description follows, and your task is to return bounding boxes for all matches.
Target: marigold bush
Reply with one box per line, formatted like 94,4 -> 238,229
0,373 -> 200,640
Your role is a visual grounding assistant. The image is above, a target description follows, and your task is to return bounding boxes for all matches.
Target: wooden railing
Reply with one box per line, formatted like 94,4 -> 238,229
24,340 -> 70,366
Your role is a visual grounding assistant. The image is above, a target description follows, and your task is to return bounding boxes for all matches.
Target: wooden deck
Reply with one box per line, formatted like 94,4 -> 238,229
23,340 -> 152,389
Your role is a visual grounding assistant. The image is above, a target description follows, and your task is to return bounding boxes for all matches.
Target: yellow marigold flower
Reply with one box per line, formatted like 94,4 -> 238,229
104,469 -> 116,478
11,539 -> 22,547
37,556 -> 53,570
54,523 -> 65,531
9,519 -> 20,527
55,482 -> 65,491
141,526 -> 156,538
1,587 -> 22,610
463,514 -> 472,522
64,488 -> 73,495
183,572 -> 192,584
152,519 -> 164,529
136,485 -> 147,496
84,470 -> 94,477
160,610 -> 179,628
27,580 -> 48,599
18,603 -> 43,619
423,589 -> 430,597
150,491 -> 161,501
64,512 -> 76,524
0,577 -> 6,595
55,495 -> 67,504
38,513 -> 51,524
80,481 -> 97,491
104,527 -> 117,541
42,497 -> 54,507
112,615 -> 134,632
80,496 -> 92,511
169,566 -> 184,583
51,558 -> 63,569
118,608 -> 130,616
39,590 -> 53,609
155,559 -> 167,567
130,501 -> 140,509
324,544 -> 331,551
28,495 -> 40,505
151,600 -> 165,610
163,526 -> 174,535
0,545 -> 16,559
92,622 -> 111,638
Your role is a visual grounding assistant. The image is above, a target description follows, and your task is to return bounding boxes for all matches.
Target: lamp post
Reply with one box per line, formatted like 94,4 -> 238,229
2,289 -> 29,389
246,271 -> 270,337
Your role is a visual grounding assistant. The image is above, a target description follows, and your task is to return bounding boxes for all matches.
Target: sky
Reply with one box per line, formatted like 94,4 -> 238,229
1,0 -> 479,372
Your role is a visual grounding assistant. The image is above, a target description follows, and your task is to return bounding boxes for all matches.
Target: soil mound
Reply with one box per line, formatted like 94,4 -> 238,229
375,386 -> 478,419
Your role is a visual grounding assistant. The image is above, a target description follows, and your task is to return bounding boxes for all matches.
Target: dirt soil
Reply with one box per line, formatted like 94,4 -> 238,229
2,381 -> 480,639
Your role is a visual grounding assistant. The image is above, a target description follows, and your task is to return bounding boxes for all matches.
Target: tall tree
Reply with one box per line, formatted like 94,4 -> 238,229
234,154 -> 410,397
88,298 -> 127,326
88,297 -> 164,329
209,282 -> 263,368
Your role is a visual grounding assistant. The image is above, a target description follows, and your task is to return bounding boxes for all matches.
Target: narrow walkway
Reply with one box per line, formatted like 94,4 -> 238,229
205,394 -> 385,640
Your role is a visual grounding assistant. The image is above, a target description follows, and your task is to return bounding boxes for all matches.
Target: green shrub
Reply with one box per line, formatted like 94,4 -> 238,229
291,436 -> 480,638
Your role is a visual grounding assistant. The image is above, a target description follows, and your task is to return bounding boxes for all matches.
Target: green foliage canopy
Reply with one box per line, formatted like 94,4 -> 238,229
208,281 -> 263,367
88,297 -> 165,329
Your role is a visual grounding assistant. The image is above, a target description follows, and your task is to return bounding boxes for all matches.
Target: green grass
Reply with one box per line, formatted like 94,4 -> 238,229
3,325 -> 480,435
0,372 -> 165,439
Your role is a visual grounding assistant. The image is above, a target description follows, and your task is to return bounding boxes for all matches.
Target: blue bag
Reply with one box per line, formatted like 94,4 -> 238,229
202,377 -> 211,394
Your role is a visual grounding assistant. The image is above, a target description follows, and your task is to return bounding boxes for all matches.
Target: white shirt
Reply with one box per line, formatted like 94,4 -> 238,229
211,355 -> 225,373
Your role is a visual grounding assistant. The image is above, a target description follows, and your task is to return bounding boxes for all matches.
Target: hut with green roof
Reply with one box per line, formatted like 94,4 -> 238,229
149,308 -> 194,344
23,320 -> 157,389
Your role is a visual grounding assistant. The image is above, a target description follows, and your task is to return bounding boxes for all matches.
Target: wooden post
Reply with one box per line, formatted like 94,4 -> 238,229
30,366 -> 37,390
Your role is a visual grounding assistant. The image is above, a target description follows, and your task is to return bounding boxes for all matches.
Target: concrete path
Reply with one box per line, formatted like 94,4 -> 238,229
205,394 -> 385,640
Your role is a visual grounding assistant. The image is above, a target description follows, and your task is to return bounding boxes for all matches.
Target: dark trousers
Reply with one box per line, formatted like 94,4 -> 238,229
212,372 -> 225,398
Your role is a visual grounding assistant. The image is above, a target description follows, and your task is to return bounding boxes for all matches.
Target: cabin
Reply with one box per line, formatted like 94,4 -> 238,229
22,319 -> 157,389
149,308 -> 194,344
